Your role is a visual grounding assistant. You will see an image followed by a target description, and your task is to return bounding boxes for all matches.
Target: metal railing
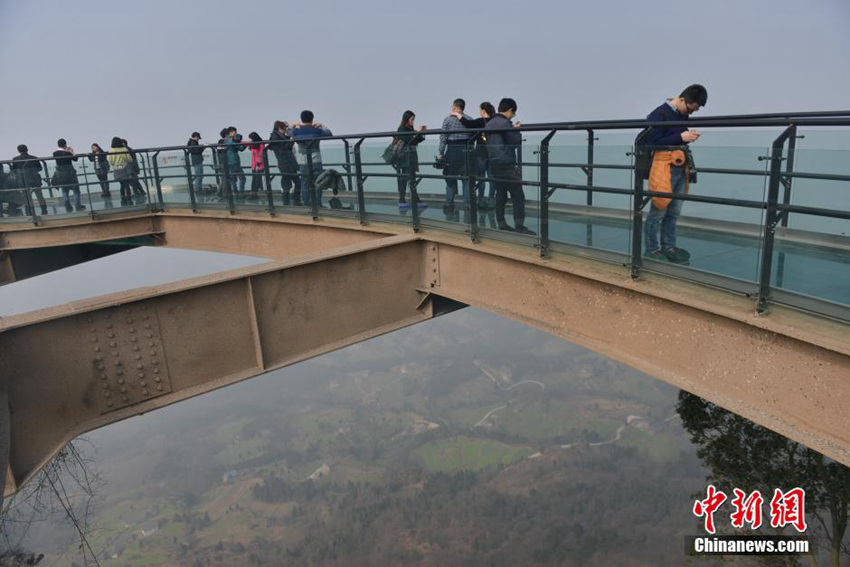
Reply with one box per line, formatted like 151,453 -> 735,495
2,111 -> 849,322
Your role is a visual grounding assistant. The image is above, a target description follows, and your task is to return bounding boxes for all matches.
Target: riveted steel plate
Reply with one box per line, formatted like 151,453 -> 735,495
82,302 -> 172,413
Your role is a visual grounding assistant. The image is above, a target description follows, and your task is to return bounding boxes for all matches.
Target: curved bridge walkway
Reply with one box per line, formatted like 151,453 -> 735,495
1,113 -> 849,505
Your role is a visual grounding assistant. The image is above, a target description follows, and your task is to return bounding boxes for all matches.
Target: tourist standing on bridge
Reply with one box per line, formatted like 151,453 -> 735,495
486,98 -> 534,235
108,137 -> 134,205
52,139 -> 85,212
12,145 -> 48,216
186,132 -> 204,194
268,121 -> 301,206
88,143 -> 111,198
438,98 -> 472,213
292,111 -> 332,208
224,127 -> 247,195
247,132 -> 266,199
455,101 -> 497,211
643,84 -> 708,264
122,139 -> 146,199
394,110 -> 428,211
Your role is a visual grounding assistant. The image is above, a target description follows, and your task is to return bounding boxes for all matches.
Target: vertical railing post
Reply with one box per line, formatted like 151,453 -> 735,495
630,130 -> 651,280
79,157 -> 97,219
263,147 -> 275,216
41,160 -> 55,199
538,130 -> 557,258
306,150 -> 318,220
183,149 -> 197,212
407,145 -> 420,233
780,133 -> 802,230
353,138 -> 367,225
585,129 -> 597,247
585,129 -> 596,206
466,135 -> 479,243
342,139 -> 354,193
151,151 -> 164,210
756,125 -> 796,314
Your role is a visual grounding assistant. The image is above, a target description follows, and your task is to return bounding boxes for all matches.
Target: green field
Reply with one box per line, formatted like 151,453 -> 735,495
414,436 -> 534,472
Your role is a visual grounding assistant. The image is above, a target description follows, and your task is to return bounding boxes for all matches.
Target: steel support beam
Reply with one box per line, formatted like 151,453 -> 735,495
0,234 -> 464,494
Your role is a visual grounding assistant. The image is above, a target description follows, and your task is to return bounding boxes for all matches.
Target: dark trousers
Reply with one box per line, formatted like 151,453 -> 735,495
491,162 -> 526,228
119,179 -> 132,201
444,143 -> 469,204
396,165 -> 419,202
96,171 -> 110,195
275,151 -> 301,202
251,170 -> 263,193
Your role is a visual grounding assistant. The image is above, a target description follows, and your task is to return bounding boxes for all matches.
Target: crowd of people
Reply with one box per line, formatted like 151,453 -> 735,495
1,85 -> 707,262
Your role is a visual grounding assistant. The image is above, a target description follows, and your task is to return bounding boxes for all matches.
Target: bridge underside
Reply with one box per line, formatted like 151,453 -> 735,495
1,211 -> 849,503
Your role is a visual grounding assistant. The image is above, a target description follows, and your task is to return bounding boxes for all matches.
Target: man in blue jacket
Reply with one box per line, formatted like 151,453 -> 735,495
292,111 -> 332,208
485,98 -> 535,235
644,84 -> 707,264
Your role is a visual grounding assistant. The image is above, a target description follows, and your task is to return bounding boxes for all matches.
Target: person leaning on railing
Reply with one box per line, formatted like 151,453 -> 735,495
643,84 -> 708,265
456,101 -> 497,211
186,132 -> 204,194
108,137 -> 135,206
485,98 -> 535,236
268,120 -> 301,206
52,139 -> 86,213
12,144 -> 48,216
88,143 -> 111,198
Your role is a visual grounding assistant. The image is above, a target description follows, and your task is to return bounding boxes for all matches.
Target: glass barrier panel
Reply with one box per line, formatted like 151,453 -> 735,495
546,144 -> 633,256
640,145 -> 770,287
770,147 -> 850,308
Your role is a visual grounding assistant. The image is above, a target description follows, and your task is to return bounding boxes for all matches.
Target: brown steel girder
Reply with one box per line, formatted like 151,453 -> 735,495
1,212 -> 849,503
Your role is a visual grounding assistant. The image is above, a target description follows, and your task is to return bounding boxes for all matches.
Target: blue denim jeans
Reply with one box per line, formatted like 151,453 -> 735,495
644,164 -> 686,252
475,156 -> 493,199
62,187 -> 82,208
299,162 -> 324,207
192,163 -> 203,191
444,144 -> 469,205
228,164 -> 246,193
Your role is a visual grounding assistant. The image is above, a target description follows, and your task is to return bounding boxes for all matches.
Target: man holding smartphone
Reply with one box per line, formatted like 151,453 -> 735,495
643,84 -> 708,264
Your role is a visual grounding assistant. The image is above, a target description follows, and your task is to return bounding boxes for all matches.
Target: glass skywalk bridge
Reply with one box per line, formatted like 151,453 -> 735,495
1,112 -> 848,322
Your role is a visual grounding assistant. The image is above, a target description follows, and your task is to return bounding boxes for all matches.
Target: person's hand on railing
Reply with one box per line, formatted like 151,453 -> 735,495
681,130 -> 700,143
418,125 -> 427,131
513,121 -> 521,128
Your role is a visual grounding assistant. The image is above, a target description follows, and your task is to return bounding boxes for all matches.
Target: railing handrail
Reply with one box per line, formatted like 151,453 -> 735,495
3,111 -> 850,168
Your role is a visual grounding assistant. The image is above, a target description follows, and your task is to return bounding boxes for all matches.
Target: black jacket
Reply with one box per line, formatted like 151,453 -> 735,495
268,129 -> 295,156
187,139 -> 204,165
459,116 -> 490,159
395,125 -> 425,169
12,153 -> 43,187
484,114 -> 521,165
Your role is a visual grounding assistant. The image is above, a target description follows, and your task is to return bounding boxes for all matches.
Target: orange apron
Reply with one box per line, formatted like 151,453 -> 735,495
648,150 -> 690,210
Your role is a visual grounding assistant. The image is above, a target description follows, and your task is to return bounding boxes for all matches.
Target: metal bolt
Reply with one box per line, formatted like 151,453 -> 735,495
153,368 -> 160,374
122,396 -> 129,402
105,314 -> 110,319
141,306 -> 147,311
110,342 -> 117,347
142,390 -> 149,396
97,364 -> 104,371
94,346 -> 101,352
113,351 -> 119,357
155,377 -> 161,383
146,333 -> 152,338
106,401 -> 114,407
127,318 -> 133,323
125,309 -> 130,314
91,337 -> 98,343
108,332 -> 114,338
156,385 -> 163,391
150,351 -> 156,356
102,383 -> 109,389
133,346 -> 139,351
131,337 -> 137,343
95,356 -> 102,361
144,324 -> 151,329
138,372 -> 144,378
118,379 -> 124,384
129,328 -> 136,333
134,355 -> 141,360
100,374 -> 107,380
140,381 -> 147,387
87,317 -> 93,323
137,363 -> 143,369
90,328 -> 96,333
152,360 -> 159,366
116,369 -> 123,375
144,314 -> 150,319
114,361 -> 121,366
107,324 -> 113,329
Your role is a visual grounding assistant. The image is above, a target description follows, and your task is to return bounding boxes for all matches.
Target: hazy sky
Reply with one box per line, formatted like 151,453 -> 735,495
1,0 -> 848,154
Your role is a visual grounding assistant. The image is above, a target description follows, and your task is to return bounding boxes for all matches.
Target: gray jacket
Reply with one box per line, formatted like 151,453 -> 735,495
484,114 -> 521,165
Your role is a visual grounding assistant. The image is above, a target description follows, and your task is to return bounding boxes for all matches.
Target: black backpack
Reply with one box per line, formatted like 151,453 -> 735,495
633,128 -> 653,181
